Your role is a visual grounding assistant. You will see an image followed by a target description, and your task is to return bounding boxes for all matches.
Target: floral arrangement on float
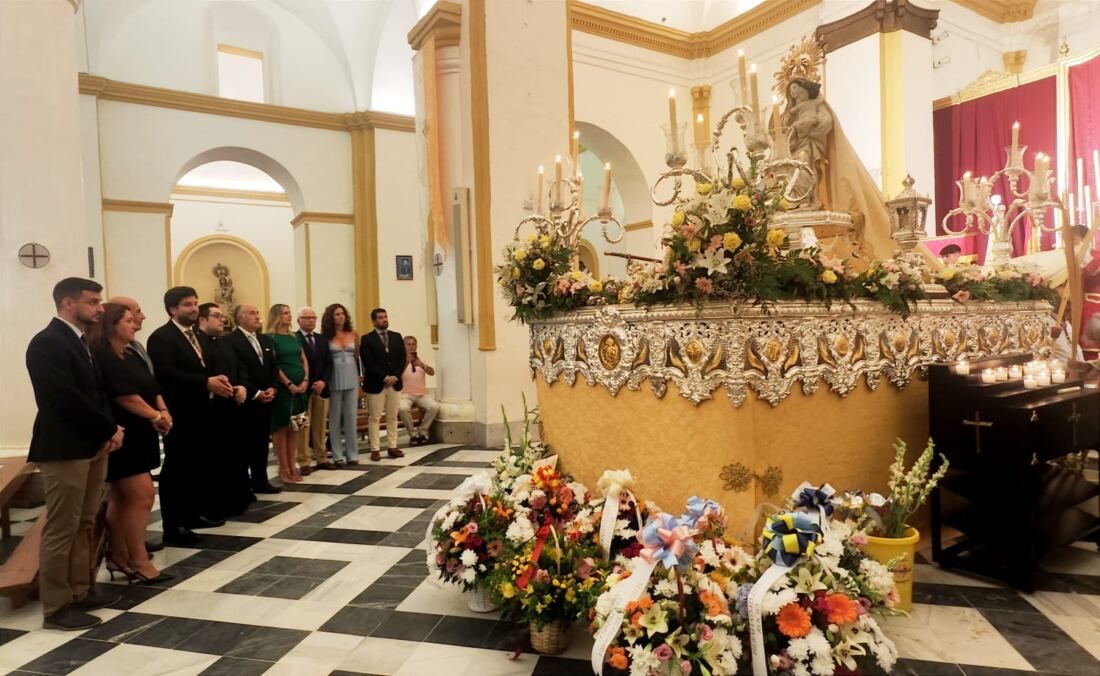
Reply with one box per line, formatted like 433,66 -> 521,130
934,261 -> 1058,304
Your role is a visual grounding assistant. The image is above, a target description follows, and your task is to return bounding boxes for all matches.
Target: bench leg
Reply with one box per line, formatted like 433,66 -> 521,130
0,505 -> 9,539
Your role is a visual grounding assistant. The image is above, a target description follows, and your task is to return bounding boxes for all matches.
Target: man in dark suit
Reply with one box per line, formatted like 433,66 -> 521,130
295,306 -> 333,474
225,304 -> 280,493
147,287 -> 232,545
26,277 -> 123,630
197,303 -> 251,515
360,308 -> 406,462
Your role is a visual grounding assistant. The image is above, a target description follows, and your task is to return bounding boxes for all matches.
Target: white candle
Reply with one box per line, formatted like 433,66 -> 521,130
554,155 -> 562,205
1086,185 -> 1093,228
1070,192 -> 1077,224
995,367 -> 1008,382
749,64 -> 760,121
1024,376 -> 1038,389
962,172 -> 975,202
956,360 -> 971,375
1053,370 -> 1067,384
600,162 -> 612,212
738,50 -> 749,108
536,166 -> 544,214
668,89 -> 679,148
1009,364 -> 1022,379
1011,121 -> 1020,154
571,130 -> 580,177
1093,149 -> 1100,196
982,369 -> 996,384
1078,157 -> 1086,204
1037,371 -> 1051,387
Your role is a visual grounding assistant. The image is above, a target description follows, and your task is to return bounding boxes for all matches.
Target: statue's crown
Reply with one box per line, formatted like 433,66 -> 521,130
774,35 -> 826,96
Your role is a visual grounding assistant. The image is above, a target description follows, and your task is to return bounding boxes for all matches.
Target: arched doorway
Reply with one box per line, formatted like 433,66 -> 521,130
174,235 -> 270,316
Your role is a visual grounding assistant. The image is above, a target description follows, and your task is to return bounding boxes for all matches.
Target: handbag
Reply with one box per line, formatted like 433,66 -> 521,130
289,394 -> 310,432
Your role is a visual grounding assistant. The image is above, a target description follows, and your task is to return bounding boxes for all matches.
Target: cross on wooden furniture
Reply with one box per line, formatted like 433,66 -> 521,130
17,243 -> 50,269
962,411 -> 994,454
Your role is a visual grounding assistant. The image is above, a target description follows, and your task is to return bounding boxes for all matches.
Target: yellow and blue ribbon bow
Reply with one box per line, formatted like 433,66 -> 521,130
760,512 -> 823,567
794,482 -> 836,518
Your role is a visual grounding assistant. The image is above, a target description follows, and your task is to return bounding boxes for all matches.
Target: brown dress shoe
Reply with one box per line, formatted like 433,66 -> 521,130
387,448 -> 405,459
370,451 -> 381,462
300,466 -> 313,476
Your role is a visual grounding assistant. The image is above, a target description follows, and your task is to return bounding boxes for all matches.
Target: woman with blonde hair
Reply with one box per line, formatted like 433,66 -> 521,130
90,303 -> 173,584
266,304 -> 309,483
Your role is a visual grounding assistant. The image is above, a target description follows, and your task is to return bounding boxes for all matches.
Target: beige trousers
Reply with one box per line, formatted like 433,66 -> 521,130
297,393 -> 329,465
38,451 -> 108,616
367,387 -> 401,451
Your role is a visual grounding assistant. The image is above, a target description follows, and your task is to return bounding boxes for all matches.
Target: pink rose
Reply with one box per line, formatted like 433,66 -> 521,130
699,623 -> 714,641
654,644 -> 673,662
680,660 -> 693,674
535,569 -> 550,584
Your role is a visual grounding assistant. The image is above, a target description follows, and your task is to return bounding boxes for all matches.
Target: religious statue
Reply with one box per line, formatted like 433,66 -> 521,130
781,78 -> 833,210
213,262 -> 235,307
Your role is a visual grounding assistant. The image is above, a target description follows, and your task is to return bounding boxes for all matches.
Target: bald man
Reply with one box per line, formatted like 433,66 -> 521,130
110,296 -> 153,373
226,304 -> 279,493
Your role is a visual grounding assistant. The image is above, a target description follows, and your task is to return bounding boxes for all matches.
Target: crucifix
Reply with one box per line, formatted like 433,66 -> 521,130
433,252 -> 444,276
18,243 -> 50,269
962,411 -> 994,454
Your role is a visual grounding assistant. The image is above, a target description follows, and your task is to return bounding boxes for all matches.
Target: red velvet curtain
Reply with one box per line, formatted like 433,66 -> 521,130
1069,54 -> 1100,227
933,77 -> 1058,263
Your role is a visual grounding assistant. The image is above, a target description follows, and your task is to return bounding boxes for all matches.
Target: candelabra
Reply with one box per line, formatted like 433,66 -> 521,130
940,130 -> 1057,265
516,172 -> 624,250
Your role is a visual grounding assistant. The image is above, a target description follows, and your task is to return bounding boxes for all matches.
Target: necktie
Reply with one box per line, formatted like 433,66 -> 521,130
380,331 -> 389,354
185,328 -> 205,366
306,333 -> 315,351
248,333 -> 262,362
79,334 -> 92,362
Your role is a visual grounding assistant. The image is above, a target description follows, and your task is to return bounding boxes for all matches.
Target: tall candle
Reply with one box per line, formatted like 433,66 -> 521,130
1070,192 -> 1077,225
1034,153 -> 1050,197
737,50 -> 749,107
571,130 -> 580,177
668,88 -> 678,139
536,165 -> 544,214
1094,149 -> 1100,196
749,64 -> 760,121
1086,185 -> 1093,228
695,113 -> 705,149
962,171 -> 975,202
1011,121 -> 1020,154
601,162 -> 612,211
1078,157 -> 1086,204
554,155 -> 563,204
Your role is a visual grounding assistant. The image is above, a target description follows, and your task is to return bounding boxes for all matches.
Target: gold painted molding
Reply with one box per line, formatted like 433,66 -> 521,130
217,44 -> 264,60
932,62 -> 1056,110
408,1 -> 462,50
172,185 -> 289,203
1002,49 -> 1027,74
568,0 -> 822,60
952,0 -> 1036,24
470,0 -> 495,351
102,198 -> 174,215
624,219 -> 654,232
78,73 -> 415,133
172,234 -> 270,311
290,212 -> 355,227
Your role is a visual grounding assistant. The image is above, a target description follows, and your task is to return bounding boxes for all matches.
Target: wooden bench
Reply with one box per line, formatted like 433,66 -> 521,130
0,458 -> 32,539
354,392 -> 424,443
0,511 -> 45,608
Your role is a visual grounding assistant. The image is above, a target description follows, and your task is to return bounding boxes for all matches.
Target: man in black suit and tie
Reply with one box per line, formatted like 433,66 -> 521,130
226,304 -> 280,493
295,306 -> 334,474
360,308 -> 406,462
26,277 -> 123,630
147,287 -> 232,545
197,303 -> 251,515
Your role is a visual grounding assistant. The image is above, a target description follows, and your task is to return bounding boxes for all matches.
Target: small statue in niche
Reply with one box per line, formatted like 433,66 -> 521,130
213,262 -> 235,307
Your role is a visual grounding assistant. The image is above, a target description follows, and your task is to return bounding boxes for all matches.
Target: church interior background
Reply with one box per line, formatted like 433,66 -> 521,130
2,0 -> 1100,674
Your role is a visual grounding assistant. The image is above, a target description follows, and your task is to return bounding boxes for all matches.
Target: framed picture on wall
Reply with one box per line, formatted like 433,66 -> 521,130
396,255 -> 413,280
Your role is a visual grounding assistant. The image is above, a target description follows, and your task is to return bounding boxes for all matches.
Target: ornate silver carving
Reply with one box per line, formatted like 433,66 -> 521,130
529,300 -> 1054,407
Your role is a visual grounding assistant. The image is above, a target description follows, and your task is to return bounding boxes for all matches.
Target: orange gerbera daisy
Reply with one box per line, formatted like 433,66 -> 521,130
776,603 -> 812,638
699,591 -> 729,617
825,593 -> 859,625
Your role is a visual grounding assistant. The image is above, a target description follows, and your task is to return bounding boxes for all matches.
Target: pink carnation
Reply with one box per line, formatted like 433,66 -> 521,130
680,223 -> 699,240
706,234 -> 723,254
674,261 -> 689,276
695,277 -> 714,294
952,289 -> 971,302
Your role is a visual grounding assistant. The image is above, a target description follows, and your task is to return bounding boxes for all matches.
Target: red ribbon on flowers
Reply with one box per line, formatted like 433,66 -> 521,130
516,520 -> 552,589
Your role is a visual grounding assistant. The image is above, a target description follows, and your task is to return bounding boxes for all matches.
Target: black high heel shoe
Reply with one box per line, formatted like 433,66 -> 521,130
105,558 -> 136,582
129,568 -> 174,585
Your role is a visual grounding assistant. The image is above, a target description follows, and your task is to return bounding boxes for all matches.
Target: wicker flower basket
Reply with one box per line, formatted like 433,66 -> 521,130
529,620 -> 570,655
463,583 -> 498,613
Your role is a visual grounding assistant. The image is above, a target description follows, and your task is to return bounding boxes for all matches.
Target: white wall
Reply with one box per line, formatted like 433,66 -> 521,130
168,196 -> 296,309
102,210 -> 170,334
827,35 -> 884,187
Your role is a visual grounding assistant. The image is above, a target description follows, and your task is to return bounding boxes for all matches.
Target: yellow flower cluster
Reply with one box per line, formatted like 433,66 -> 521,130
766,229 -> 786,248
723,232 -> 742,251
533,258 -> 546,271
731,194 -> 752,211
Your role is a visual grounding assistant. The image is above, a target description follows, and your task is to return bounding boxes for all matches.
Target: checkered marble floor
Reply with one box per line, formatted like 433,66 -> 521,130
0,444 -> 1098,675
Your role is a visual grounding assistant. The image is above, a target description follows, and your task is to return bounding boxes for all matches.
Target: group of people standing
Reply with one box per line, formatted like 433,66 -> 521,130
24,277 -> 439,631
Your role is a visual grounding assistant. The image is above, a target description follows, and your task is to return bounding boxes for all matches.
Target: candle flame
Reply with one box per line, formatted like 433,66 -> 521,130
738,49 -> 744,56
750,63 -> 757,73
696,113 -> 704,122
555,155 -> 561,162
538,165 -> 544,174
668,88 -> 675,98
573,130 -> 579,139
1013,121 -> 1019,128
605,162 -> 611,170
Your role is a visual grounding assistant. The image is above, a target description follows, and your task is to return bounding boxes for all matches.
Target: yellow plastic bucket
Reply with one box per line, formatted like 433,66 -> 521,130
861,526 -> 919,612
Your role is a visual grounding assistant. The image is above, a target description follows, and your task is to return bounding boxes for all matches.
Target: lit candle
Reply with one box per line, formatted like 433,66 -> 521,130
1011,121 -> 1020,154
956,360 -> 971,375
1053,369 -> 1067,384
1093,149 -> 1100,196
738,50 -> 749,108
982,368 -> 996,384
668,88 -> 679,153
1086,185 -> 1093,228
1008,364 -> 1022,379
995,367 -> 1008,382
749,64 -> 760,121
601,162 -> 612,212
1024,375 -> 1038,389
571,130 -> 580,177
554,155 -> 563,204
536,165 -> 544,214
576,170 -> 583,212
1037,371 -> 1051,387
695,113 -> 705,149
962,171 -> 976,202
1078,157 -> 1086,204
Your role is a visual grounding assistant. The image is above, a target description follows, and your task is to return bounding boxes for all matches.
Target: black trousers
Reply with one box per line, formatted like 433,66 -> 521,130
158,421 -> 203,531
238,402 -> 273,489
210,402 -> 251,515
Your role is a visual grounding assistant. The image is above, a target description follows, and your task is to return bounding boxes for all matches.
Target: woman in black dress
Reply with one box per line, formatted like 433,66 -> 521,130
91,303 -> 173,584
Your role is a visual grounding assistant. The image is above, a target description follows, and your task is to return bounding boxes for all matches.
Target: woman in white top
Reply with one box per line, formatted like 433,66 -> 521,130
398,336 -> 439,446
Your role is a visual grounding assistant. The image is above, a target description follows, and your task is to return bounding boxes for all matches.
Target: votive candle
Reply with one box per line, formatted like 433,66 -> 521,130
995,367 -> 1008,382
1024,375 -> 1038,389
1037,371 -> 1052,387
1008,364 -> 1022,379
956,360 -> 971,375
1053,370 -> 1067,384
981,369 -> 996,384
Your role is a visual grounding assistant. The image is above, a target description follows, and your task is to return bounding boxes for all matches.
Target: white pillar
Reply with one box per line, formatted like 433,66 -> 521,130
0,0 -> 87,451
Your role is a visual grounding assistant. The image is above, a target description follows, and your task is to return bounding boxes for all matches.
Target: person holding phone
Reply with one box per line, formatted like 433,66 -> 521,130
398,335 -> 438,446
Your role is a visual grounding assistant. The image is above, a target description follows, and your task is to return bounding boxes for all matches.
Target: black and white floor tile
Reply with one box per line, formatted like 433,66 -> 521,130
0,444 -> 1098,675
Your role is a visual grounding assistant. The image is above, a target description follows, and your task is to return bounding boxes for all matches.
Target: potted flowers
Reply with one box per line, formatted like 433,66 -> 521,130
833,438 -> 949,611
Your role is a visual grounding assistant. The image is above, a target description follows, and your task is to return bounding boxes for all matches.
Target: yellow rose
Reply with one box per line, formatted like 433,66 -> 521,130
696,182 -> 714,196
939,267 -> 957,281
671,210 -> 686,227
500,582 -> 516,599
821,269 -> 838,284
513,248 -> 527,261
588,280 -> 603,293
532,258 -> 546,270
511,267 -> 521,279
732,176 -> 746,190
539,235 -> 551,248
766,229 -> 786,248
526,234 -> 537,244
571,270 -> 584,281
723,232 -> 742,251
778,198 -> 791,211
731,194 -> 752,212
687,237 -> 702,252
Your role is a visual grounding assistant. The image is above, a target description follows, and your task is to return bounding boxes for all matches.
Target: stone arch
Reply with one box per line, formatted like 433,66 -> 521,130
173,147 -> 306,214
575,121 -> 652,226
174,234 -> 271,313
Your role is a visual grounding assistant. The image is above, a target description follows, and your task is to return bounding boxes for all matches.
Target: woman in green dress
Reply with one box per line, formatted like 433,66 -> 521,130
266,304 -> 309,484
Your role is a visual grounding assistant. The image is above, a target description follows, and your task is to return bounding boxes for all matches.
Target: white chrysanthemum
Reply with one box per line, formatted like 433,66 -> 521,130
460,549 -> 477,567
792,664 -> 811,676
628,644 -> 660,676
787,638 -> 811,661
698,540 -> 721,568
459,567 -> 477,584
805,628 -> 831,656
811,653 -> 836,676
653,578 -> 678,598
477,564 -> 487,572
440,511 -> 461,531
505,518 -> 535,544
567,480 -> 589,500
760,587 -> 798,615
859,558 -> 896,596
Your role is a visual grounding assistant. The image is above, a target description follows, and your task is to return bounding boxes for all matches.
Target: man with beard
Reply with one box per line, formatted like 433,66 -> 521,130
26,277 -> 123,629
198,303 -> 251,514
147,287 -> 232,545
